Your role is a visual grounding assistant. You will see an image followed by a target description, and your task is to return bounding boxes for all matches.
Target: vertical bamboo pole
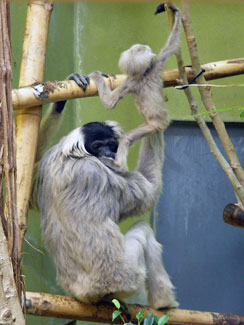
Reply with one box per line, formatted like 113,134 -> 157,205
15,0 -> 53,252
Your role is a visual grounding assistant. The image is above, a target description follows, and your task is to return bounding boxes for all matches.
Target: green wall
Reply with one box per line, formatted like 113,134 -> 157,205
10,2 -> 244,324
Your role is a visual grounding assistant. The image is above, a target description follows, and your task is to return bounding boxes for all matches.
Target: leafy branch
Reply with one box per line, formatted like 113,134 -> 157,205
112,299 -> 169,325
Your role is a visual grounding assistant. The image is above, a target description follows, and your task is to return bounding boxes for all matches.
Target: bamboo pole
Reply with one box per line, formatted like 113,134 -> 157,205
11,57 -> 244,110
26,292 -> 244,325
15,0 -> 53,253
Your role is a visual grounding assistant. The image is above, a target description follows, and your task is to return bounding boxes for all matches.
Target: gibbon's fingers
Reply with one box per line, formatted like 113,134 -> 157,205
67,73 -> 90,91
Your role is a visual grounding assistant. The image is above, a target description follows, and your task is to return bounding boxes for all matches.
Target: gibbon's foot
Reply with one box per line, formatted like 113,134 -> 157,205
67,73 -> 90,91
89,71 -> 109,80
100,157 -> 129,176
158,300 -> 179,310
114,158 -> 129,174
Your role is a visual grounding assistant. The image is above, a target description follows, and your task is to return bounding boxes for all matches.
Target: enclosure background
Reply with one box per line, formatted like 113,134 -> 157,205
10,2 -> 244,324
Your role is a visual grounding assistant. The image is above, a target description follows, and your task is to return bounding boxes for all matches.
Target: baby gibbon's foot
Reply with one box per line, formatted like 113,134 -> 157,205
157,300 -> 179,310
114,158 -> 128,174
89,71 -> 108,81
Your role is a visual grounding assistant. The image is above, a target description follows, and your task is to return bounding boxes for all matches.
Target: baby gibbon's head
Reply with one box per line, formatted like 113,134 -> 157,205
119,44 -> 156,76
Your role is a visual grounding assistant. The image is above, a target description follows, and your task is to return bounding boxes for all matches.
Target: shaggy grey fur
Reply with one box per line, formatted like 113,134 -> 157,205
31,112 -> 178,308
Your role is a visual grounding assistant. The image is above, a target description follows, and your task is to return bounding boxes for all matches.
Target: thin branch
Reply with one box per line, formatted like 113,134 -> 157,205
164,2 -> 244,205
11,57 -> 244,110
182,1 -> 244,191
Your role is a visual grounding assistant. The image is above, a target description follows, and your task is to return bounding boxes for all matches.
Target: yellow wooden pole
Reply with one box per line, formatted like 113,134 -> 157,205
15,0 -> 53,250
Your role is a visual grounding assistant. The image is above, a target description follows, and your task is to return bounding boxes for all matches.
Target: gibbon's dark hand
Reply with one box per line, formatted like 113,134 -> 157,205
154,3 -> 178,15
154,3 -> 166,15
54,73 -> 90,113
67,73 -> 90,91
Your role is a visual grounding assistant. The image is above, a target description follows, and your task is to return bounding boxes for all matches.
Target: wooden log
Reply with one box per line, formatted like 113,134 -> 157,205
12,57 -> 244,110
15,0 -> 53,253
0,0 -> 19,270
26,292 -> 244,325
0,222 -> 25,324
0,3 -> 25,322
223,203 -> 244,228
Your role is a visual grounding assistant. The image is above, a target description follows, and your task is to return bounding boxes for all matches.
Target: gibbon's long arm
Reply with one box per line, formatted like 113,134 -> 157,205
154,4 -> 181,73
36,73 -> 89,162
89,71 -> 130,109
119,131 -> 164,219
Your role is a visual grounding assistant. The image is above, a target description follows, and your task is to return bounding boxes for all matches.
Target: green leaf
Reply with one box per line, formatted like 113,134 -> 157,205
143,313 -> 154,325
112,299 -> 121,310
158,315 -> 170,325
240,111 -> 244,118
112,310 -> 121,321
136,310 -> 145,323
153,316 -> 159,324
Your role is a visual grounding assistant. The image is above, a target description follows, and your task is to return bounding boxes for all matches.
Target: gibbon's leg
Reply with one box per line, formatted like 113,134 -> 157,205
145,228 -> 179,309
113,222 -> 148,301
115,122 -> 156,170
89,71 -> 130,109
115,222 -> 178,309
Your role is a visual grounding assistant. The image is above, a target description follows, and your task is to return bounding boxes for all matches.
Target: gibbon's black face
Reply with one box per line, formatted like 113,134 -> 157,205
83,122 -> 119,159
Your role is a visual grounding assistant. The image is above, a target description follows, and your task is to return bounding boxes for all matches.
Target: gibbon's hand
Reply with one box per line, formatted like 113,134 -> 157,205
154,3 -> 166,15
66,73 -> 90,91
154,3 -> 178,15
